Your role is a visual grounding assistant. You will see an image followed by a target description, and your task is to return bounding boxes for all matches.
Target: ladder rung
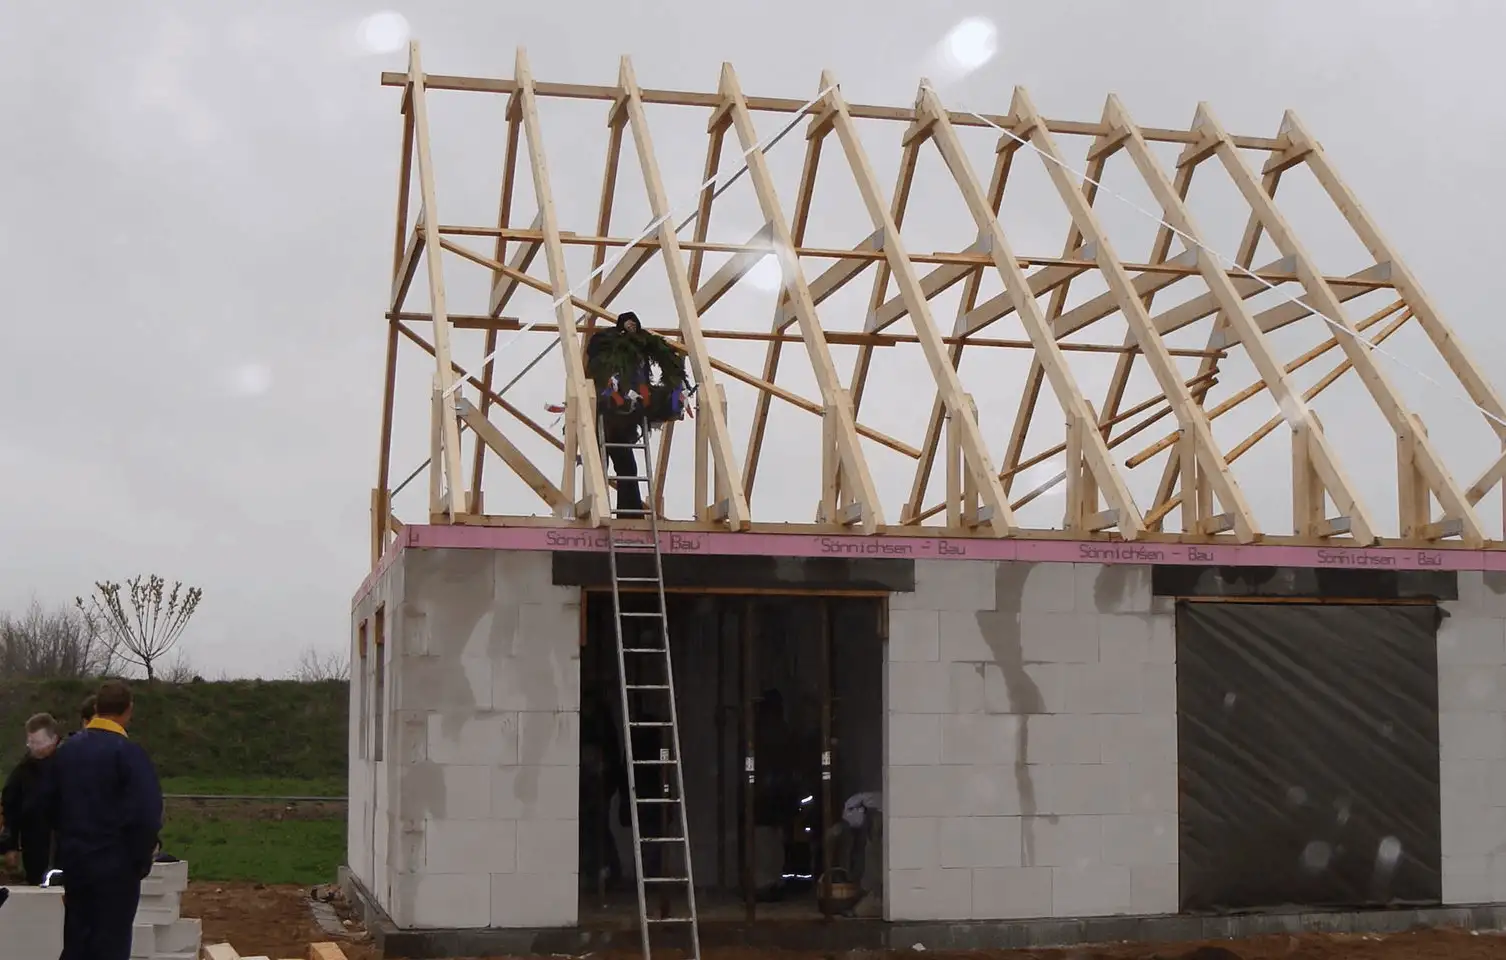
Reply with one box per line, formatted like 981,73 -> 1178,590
616,576 -> 660,583
646,916 -> 695,924
626,684 -> 670,690
636,797 -> 680,804
603,442 -> 648,450
619,611 -> 663,618
642,876 -> 691,883
622,647 -> 667,654
633,758 -> 674,765
629,721 -> 673,727
611,474 -> 652,482
611,541 -> 659,549
641,836 -> 686,843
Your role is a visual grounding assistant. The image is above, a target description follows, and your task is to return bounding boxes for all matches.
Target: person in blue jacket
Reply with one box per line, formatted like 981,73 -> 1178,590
31,679 -> 163,960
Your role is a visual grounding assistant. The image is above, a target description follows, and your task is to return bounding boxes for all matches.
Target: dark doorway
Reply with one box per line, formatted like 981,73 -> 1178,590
577,592 -> 884,924
1176,600 -> 1442,912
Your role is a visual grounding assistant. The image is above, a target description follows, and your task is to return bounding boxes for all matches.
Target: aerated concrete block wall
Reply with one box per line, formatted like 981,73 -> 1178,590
885,559 -> 1179,922
350,548 -> 581,930
1436,570 -> 1506,904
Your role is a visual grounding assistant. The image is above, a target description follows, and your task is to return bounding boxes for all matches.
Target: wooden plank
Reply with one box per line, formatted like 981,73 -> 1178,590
408,42 -> 466,518
917,86 -> 1144,538
617,57 -> 751,529
458,398 -> 567,509
308,945 -> 348,960
1009,86 -> 1259,542
374,83 -> 416,564
513,49 -> 608,522
1196,102 -> 1486,546
202,944 -> 241,960
821,73 -> 1014,536
720,65 -> 883,531
1107,94 -> 1376,543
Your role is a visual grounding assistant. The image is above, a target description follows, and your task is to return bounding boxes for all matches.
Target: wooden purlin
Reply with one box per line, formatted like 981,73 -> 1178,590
616,56 -> 751,529
718,64 -> 883,532
375,50 -> 1506,550
513,49 -> 608,523
407,43 -> 467,520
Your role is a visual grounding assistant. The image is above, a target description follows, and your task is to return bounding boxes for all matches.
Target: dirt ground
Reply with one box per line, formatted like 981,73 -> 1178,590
178,883 -> 1506,960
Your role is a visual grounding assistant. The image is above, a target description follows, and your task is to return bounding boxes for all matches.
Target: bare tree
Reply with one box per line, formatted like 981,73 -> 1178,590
159,649 -> 200,684
291,646 -> 349,683
79,576 -> 204,682
0,600 -> 117,679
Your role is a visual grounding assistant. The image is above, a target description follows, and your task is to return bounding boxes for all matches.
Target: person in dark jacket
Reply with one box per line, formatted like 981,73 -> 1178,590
31,680 -> 163,960
586,312 -> 651,515
0,713 -> 61,884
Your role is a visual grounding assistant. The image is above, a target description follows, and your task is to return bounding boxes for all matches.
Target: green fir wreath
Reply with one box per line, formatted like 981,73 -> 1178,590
587,329 -> 689,392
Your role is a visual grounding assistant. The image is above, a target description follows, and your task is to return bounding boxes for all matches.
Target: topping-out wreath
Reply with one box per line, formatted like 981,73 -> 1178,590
586,324 -> 693,427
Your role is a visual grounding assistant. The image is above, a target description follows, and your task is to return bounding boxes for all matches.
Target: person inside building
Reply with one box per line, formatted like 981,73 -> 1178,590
0,714 -> 61,885
584,311 -> 690,515
31,680 -> 163,960
579,692 -> 629,895
752,688 -> 798,901
825,790 -> 882,913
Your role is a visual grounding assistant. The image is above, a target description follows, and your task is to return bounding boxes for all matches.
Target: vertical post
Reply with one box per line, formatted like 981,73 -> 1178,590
1064,413 -> 1084,531
695,391 -> 711,520
1178,430 -> 1199,533
944,406 -> 961,529
1399,414 -> 1431,539
741,598 -> 757,922
819,598 -> 834,907
822,404 -> 840,523
429,376 -> 444,518
961,394 -> 980,529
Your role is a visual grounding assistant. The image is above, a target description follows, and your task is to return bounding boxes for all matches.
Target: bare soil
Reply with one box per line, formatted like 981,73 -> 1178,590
177,883 -> 1506,960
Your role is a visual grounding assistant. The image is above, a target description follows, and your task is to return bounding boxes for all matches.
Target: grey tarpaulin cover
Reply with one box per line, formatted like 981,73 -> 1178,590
1175,601 -> 1441,912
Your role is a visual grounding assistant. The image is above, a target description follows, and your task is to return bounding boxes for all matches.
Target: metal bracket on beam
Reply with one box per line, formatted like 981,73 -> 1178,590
1088,509 -> 1121,533
711,498 -> 731,523
1314,516 -> 1353,538
840,502 -> 864,527
1421,517 -> 1466,541
1195,513 -> 1236,536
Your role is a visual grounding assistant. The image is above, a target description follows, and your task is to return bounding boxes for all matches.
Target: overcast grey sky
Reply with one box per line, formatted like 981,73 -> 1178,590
2,1 -> 1501,677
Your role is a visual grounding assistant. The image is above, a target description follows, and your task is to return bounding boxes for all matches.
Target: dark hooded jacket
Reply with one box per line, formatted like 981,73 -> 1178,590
0,752 -> 55,864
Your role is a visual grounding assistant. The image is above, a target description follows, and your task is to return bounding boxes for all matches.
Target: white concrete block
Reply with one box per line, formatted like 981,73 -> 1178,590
983,662 -> 1065,715
887,816 -> 940,870
1489,855 -> 1506,903
1456,571 -> 1506,618
516,818 -> 579,874
950,662 -> 985,713
0,887 -> 64,959
1148,614 -> 1175,664
1098,615 -> 1154,664
887,661 -> 953,713
1042,763 -> 1127,816
1442,803 -> 1506,858
427,712 -> 519,766
426,818 -> 517,874
398,872 -> 492,928
939,610 -> 994,662
493,765 -> 579,820
1096,713 -> 1177,765
888,713 -> 943,767
1077,564 -> 1153,615
913,559 -> 996,612
972,865 -> 1053,919
1022,814 -> 1101,868
1488,761 -> 1506,807
399,653 -> 494,713
1440,664 -> 1504,712
491,871 -> 577,928
1118,762 -> 1180,814
131,922 -> 154,958
1140,663 -> 1177,715
150,858 -> 190,894
1440,711 -> 1506,760
1438,614 -> 1506,665
888,609 -> 941,661
400,763 -> 494,821
494,649 -> 580,713
1063,663 -> 1144,714
889,764 -> 966,818
1023,714 -> 1101,766
495,550 -> 560,597
942,714 -> 1022,765
940,816 -> 1023,868
1019,613 -> 1100,663
887,867 -> 974,921
958,765 -> 1031,817
1052,863 -> 1131,917
1443,856 -> 1491,904
1441,759 -> 1493,809
159,917 -> 201,955
1130,863 -> 1179,914
1017,562 -> 1077,614
517,711 -> 579,766
1101,813 -> 1177,866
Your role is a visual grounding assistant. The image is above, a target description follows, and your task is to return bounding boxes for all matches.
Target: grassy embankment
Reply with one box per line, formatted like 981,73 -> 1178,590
0,678 -> 348,884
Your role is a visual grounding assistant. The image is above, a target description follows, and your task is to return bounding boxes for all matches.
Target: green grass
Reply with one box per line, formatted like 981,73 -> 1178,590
159,775 -> 345,798
160,810 -> 346,885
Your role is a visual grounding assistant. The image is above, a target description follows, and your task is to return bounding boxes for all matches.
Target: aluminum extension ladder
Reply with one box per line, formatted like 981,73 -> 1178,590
599,414 -> 702,960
